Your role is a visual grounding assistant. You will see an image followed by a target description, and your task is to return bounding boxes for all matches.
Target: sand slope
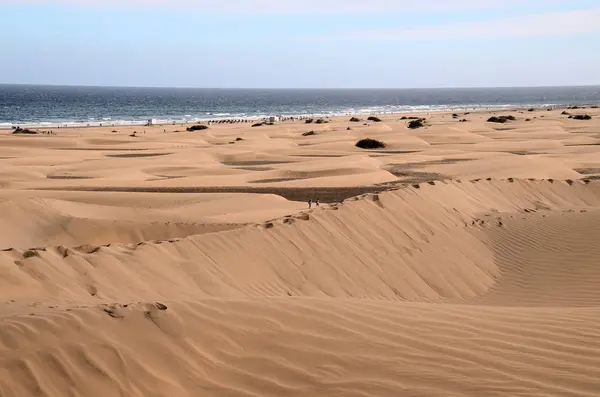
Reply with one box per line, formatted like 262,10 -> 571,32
2,109 -> 600,396
1,179 -> 600,396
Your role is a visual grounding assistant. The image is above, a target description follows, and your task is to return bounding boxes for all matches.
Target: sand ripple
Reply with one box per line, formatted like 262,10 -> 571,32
1,179 -> 600,396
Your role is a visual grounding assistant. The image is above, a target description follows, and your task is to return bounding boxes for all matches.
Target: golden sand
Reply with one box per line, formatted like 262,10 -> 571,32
1,107 -> 599,396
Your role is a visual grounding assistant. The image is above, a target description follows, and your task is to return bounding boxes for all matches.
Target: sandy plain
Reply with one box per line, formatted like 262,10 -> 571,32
1,107 -> 600,396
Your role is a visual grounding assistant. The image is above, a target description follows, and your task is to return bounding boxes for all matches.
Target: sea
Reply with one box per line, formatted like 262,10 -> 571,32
1,84 -> 599,129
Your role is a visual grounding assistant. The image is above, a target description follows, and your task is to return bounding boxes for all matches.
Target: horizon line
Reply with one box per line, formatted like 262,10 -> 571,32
2,83 -> 600,90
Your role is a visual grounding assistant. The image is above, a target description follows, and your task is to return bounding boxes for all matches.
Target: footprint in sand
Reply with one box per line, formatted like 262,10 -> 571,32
102,304 -> 124,319
22,250 -> 38,259
56,246 -> 70,258
368,194 -> 384,208
75,245 -> 101,254
86,284 -> 98,297
296,213 -> 310,221
143,302 -> 183,337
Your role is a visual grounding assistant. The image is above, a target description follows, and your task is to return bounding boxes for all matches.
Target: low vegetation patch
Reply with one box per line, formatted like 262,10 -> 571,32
305,119 -> 314,124
367,116 -> 382,122
315,119 -> 328,124
349,117 -> 361,122
302,131 -> 316,136
487,115 -> 516,123
408,119 -> 425,129
355,138 -> 386,149
252,122 -> 264,127
12,127 -> 39,135
571,114 -> 592,120
186,125 -> 209,132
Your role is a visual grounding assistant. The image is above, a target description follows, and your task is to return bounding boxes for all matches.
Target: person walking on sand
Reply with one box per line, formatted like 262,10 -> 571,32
308,199 -> 312,209
315,199 -> 320,207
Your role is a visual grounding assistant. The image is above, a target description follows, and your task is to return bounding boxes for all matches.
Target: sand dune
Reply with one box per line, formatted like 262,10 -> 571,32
0,197 -> 240,249
1,108 -> 600,396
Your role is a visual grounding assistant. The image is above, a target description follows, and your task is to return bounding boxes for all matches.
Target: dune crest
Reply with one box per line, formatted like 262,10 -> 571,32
2,179 -> 600,396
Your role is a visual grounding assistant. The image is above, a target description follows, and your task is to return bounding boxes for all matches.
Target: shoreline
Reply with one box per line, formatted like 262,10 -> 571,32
1,102 -> 597,131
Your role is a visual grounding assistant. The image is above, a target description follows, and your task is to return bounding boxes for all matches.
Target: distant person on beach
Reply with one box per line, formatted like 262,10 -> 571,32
308,199 -> 312,209
315,199 -> 319,207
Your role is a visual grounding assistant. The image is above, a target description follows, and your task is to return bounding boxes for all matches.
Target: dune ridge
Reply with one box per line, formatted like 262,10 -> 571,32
2,108 -> 600,396
2,179 -> 600,396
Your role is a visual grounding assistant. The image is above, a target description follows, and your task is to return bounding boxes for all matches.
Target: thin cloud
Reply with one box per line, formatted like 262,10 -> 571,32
4,0 -> 575,14
309,8 -> 600,40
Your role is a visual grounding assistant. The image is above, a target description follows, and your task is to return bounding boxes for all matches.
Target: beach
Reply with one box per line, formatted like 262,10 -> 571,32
1,106 -> 600,396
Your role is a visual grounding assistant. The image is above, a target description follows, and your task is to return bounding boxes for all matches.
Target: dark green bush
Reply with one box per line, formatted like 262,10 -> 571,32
355,138 -> 386,149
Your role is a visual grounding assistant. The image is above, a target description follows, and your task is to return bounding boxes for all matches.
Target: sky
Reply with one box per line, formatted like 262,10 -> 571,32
0,0 -> 599,88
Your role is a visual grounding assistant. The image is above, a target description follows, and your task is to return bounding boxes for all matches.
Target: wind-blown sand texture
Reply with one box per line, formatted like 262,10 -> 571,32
1,108 -> 600,396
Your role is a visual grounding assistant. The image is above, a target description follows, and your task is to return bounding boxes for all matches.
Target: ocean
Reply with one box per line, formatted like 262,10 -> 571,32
1,84 -> 599,129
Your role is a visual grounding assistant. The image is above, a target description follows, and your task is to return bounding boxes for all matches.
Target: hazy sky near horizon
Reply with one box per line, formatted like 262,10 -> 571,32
1,0 -> 599,88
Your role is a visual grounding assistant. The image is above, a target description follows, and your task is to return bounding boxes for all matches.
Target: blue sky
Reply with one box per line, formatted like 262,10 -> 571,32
1,0 -> 599,88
